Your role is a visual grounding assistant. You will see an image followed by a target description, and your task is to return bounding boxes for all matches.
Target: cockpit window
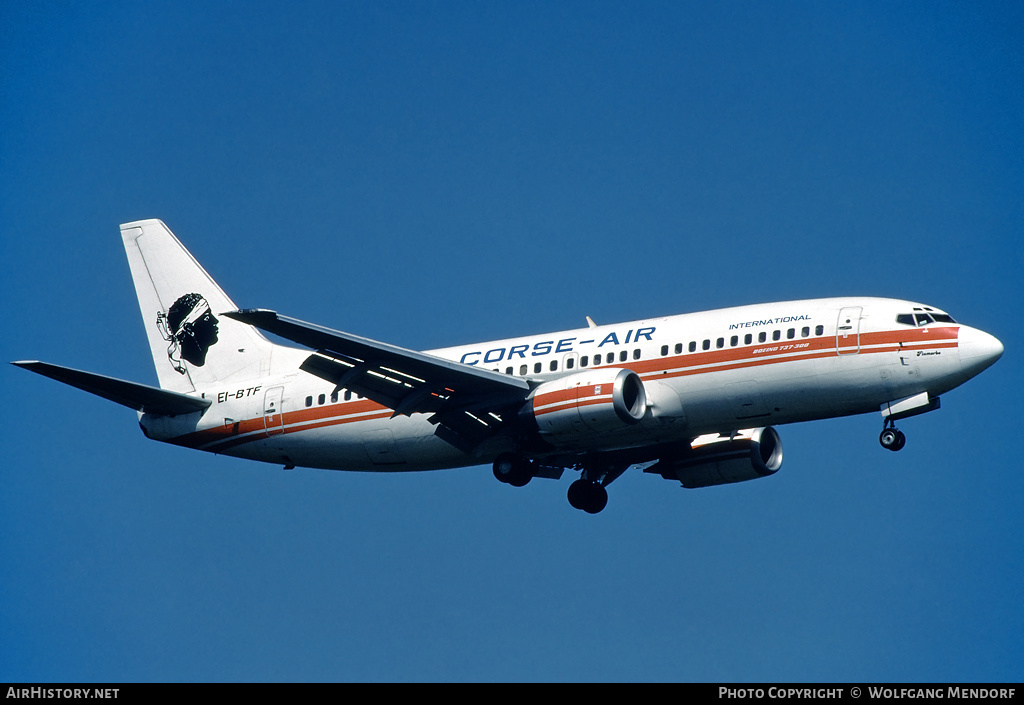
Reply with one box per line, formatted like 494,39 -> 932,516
897,312 -> 957,327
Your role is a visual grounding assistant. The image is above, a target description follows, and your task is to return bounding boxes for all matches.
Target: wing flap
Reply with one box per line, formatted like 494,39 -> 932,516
12,361 -> 211,416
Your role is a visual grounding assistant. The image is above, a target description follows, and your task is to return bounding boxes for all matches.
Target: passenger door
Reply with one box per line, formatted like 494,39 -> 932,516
836,307 -> 862,355
263,386 -> 284,436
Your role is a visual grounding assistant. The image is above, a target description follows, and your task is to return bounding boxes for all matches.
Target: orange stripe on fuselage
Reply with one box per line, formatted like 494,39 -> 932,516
169,326 -> 959,451
535,395 -> 615,417
169,397 -> 393,453
625,326 -> 958,381
533,383 -> 616,416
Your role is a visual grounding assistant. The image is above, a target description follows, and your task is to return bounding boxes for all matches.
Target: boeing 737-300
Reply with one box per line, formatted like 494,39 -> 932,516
13,220 -> 1004,513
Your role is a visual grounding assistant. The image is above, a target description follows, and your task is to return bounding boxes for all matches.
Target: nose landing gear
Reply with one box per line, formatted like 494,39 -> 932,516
879,420 -> 906,452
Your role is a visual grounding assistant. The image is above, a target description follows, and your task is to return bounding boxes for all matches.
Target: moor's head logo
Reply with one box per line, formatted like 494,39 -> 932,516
156,293 -> 220,373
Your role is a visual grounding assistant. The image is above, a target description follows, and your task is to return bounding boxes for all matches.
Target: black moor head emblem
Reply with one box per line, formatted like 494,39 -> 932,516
156,293 -> 220,373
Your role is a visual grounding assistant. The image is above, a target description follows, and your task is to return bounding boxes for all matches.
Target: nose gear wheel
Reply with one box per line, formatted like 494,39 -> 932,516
879,420 -> 906,452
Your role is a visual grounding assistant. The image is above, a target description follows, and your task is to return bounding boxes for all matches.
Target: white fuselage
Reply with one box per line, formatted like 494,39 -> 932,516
140,297 -> 999,472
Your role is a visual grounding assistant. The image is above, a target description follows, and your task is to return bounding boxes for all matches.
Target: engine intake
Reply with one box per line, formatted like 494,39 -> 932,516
646,427 -> 783,488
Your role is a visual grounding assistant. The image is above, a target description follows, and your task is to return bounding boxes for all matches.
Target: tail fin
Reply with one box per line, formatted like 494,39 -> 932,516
121,219 -> 274,393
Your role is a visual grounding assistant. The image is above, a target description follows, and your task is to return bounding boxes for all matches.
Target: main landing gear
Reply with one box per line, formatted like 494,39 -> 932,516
567,479 -> 607,514
491,453 -> 624,514
567,459 -> 627,514
879,419 -> 906,452
492,453 -> 533,487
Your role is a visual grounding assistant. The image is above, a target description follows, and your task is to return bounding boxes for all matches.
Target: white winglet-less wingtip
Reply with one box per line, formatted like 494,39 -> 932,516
14,220 -> 1004,513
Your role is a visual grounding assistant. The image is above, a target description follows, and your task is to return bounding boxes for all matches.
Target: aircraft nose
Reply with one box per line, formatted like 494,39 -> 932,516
958,326 -> 1004,378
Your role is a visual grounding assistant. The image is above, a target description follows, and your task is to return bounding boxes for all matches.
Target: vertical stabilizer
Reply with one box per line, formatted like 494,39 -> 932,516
121,219 -> 273,393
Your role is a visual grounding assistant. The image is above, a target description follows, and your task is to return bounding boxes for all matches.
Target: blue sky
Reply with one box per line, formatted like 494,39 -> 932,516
2,0 -> 1021,682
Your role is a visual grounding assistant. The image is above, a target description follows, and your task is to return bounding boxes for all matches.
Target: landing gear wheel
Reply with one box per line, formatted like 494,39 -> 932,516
567,479 -> 608,514
585,484 -> 608,514
567,479 -> 587,509
492,453 -> 533,486
879,427 -> 906,452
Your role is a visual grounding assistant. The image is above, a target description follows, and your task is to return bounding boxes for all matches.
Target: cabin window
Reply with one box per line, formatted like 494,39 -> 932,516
773,330 -> 781,341
619,350 -> 628,362
758,332 -> 767,343
675,343 -> 683,354
549,360 -> 558,372
520,364 -> 528,375
580,356 -> 589,367
787,328 -> 795,339
505,366 -> 513,375
730,335 -> 738,347
702,339 -> 710,350
661,345 -> 669,356
534,362 -> 542,374
318,393 -> 326,405
566,358 -> 575,370
801,327 -> 810,338
689,341 -> 696,353
305,396 -> 313,407
744,334 -> 752,345
815,325 -> 824,336
633,348 -> 641,360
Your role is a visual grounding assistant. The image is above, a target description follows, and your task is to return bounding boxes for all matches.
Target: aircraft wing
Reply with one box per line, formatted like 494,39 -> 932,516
225,309 -> 531,449
11,361 -> 212,416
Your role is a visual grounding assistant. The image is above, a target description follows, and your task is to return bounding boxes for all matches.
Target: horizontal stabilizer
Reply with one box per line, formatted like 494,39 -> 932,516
11,361 -> 212,416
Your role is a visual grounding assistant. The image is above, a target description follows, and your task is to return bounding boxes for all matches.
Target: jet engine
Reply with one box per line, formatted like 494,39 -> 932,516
525,367 -> 647,445
646,427 -> 783,488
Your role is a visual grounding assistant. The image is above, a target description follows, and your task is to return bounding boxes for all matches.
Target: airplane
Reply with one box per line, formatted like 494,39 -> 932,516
13,220 -> 1004,514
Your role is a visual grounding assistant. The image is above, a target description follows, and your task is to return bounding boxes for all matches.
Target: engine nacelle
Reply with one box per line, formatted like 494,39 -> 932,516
526,368 -> 647,445
646,427 -> 783,488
